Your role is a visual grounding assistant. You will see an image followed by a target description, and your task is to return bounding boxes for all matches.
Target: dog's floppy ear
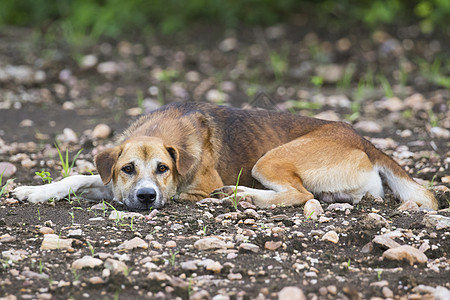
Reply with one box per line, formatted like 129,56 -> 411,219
166,145 -> 197,176
94,146 -> 122,185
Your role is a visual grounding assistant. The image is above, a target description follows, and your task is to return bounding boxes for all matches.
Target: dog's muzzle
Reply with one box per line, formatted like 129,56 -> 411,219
136,187 -> 157,205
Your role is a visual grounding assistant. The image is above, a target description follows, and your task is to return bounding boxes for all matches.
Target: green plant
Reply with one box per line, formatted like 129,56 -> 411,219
168,250 -> 179,266
104,201 -> 124,224
72,268 -> 80,281
347,258 -> 351,269
55,144 -> 83,178
269,51 -> 288,82
86,240 -> 95,256
35,169 -> 53,184
39,259 -> 44,274
120,216 -> 135,231
376,268 -> 383,281
137,90 -> 144,109
428,109 -> 439,127
306,211 -> 315,220
37,208 -> 41,221
68,211 -> 75,225
0,172 -> 13,198
377,75 -> 394,98
202,225 -> 207,235
338,63 -> 355,90
311,75 -> 324,88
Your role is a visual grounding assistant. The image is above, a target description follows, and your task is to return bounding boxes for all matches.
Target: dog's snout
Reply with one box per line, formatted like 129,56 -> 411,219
136,188 -> 157,204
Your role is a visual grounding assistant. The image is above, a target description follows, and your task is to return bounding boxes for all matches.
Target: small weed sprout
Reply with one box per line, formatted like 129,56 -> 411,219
68,211 -> 75,225
39,259 -> 44,274
347,259 -> 351,269
169,250 -> 179,266
202,225 -> 207,235
0,172 -> 13,198
86,240 -> 95,256
37,208 -> 41,221
306,210 -> 315,220
311,75 -> 324,88
55,144 -> 83,178
72,268 -> 80,281
376,268 -> 383,280
35,169 -> 53,184
377,75 -> 394,98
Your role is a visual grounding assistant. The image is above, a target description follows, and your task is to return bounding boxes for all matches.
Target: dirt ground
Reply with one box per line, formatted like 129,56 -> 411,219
0,24 -> 449,300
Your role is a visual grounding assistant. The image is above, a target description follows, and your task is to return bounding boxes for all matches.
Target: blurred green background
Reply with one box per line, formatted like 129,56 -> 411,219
1,0 -> 449,43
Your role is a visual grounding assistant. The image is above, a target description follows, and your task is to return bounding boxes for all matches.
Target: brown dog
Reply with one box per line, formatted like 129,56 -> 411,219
14,102 -> 437,210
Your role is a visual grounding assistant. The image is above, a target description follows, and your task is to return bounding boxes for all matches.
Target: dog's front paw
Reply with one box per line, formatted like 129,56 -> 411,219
13,186 -> 53,203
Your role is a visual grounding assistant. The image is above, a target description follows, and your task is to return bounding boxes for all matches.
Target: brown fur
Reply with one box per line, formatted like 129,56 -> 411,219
93,102 -> 437,210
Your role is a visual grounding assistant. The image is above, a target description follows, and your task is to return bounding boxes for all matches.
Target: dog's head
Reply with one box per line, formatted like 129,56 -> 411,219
94,136 -> 196,210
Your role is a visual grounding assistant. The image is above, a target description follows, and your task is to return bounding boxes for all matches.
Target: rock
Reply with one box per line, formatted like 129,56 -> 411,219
80,54 -> 98,69
361,213 -> 390,229
354,121 -> 383,133
435,286 -> 450,300
321,231 -> 339,243
441,176 -> 450,184
327,285 -> 337,295
165,240 -> 177,248
0,162 -> 16,177
239,243 -> 260,253
190,290 -> 210,300
423,214 -> 450,230
194,237 -> 233,251
373,235 -> 401,249
147,272 -> 171,281
404,93 -> 429,111
314,110 -> 340,121
382,245 -> 427,265
97,61 -> 121,76
316,64 -> 344,83
206,89 -> 229,103
88,276 -> 104,284
430,127 -> 450,139
376,97 -> 405,112
0,65 -> 46,84
398,201 -> 419,211
104,259 -> 128,275
180,260 -> 198,271
57,128 -> 78,144
264,241 -> 282,251
319,216 -> 332,223
219,37 -> 238,52
92,124 -> 112,139
39,227 -> 54,235
382,287 -> 394,298
40,234 -> 73,250
327,203 -> 353,211
204,260 -> 222,273
118,237 -> 148,250
227,273 -> 242,280
22,270 -> 49,280
278,286 -> 306,300
72,256 -> 103,270
0,234 -> 16,243
4,198 -> 18,205
303,199 -> 323,219
109,211 -> 143,220
2,249 -> 28,261
67,229 -> 83,238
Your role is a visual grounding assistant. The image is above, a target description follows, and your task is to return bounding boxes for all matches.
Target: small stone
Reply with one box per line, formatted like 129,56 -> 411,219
67,229 -> 83,238
398,201 -> 419,211
118,237 -> 148,250
61,128 -> 78,144
430,127 -> 450,139
423,215 -> 450,230
81,54 -> 98,69
104,259 -> 128,275
354,120 -> 383,133
314,110 -> 340,121
165,240 -> 177,248
194,237 -> 232,251
4,198 -> 18,205
190,290 -> 210,300
62,101 -> 75,110
88,276 -> 104,284
404,93 -> 428,111
0,234 -> 16,243
147,272 -> 171,281
264,241 -> 282,251
22,270 -> 49,280
435,286 -> 450,300
39,227 -> 54,235
227,273 -> 242,280
382,245 -> 427,265
372,235 -> 401,249
327,203 -> 353,211
92,124 -> 111,139
441,176 -> 450,184
319,216 -> 332,223
316,64 -> 344,83
206,89 -> 229,103
303,199 -> 323,219
72,256 -> 103,270
239,243 -> 260,253
205,260 -> 222,273
278,286 -> 306,300
327,285 -> 337,295
382,286 -> 394,298
40,234 -> 73,250
97,61 -> 121,76
180,260 -> 198,271
321,231 -> 339,243
362,213 -> 390,229
318,287 -> 328,296
376,97 -> 405,112
0,162 -> 16,177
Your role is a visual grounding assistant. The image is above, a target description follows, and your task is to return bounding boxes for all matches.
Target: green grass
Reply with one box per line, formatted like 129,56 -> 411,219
35,169 -> 53,184
55,144 -> 83,178
0,172 -> 13,198
377,75 -> 394,98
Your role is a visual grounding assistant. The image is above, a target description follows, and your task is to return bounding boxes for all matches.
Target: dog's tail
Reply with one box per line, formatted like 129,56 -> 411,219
365,142 -> 438,209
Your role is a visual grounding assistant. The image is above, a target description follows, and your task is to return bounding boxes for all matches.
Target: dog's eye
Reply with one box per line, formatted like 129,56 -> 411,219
121,165 -> 134,174
157,164 -> 168,173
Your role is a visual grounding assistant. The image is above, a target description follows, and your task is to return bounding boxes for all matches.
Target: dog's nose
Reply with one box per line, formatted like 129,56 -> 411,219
136,188 -> 157,204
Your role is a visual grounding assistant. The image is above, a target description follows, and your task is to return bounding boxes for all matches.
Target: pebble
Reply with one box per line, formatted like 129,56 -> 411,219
239,243 -> 260,253
314,110 -> 340,121
423,214 -> 450,230
180,260 -> 198,271
58,128 -> 78,144
72,256 -> 103,270
165,240 -> 177,248
327,203 -> 353,211
147,272 -> 171,281
40,234 -> 73,250
193,237 -> 233,251
372,235 -> 401,249
118,237 -> 148,250
327,285 -> 337,295
22,270 -> 49,280
398,201 -> 419,211
0,162 -> 16,177
39,227 -> 54,235
430,127 -> 450,139
278,286 -> 306,300
316,64 -> 344,83
303,199 -> 323,219
362,213 -> 390,229
0,234 -> 16,243
0,65 -> 46,84
4,198 -> 18,205
227,273 -> 242,280
97,61 -> 121,76
435,286 -> 450,300
104,258 -> 128,275
206,89 -> 229,103
376,97 -> 405,112
88,276 -> 104,284
92,124 -> 112,139
264,241 -> 282,251
404,93 -> 429,111
354,120 -> 383,133
382,245 -> 427,265
204,260 -> 222,273
67,229 -> 83,238
321,231 -> 339,243
190,290 -> 210,300
81,54 -> 98,69
382,286 -> 394,298
109,211 -> 143,220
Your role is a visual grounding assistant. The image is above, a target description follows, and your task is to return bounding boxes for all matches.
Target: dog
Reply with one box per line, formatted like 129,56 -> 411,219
13,102 -> 438,210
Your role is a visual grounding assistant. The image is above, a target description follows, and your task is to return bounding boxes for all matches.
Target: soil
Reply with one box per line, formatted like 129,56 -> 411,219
0,24 -> 449,300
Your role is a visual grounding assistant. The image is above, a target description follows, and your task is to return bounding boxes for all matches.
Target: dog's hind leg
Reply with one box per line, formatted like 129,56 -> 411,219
14,175 -> 113,203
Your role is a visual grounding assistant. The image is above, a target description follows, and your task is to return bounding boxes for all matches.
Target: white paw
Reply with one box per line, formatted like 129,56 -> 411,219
13,185 -> 57,203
